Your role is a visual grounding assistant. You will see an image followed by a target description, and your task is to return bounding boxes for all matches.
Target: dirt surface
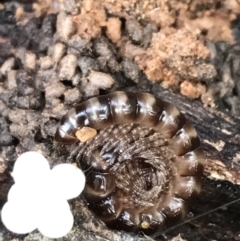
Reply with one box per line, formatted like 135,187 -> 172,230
1,0 -> 240,241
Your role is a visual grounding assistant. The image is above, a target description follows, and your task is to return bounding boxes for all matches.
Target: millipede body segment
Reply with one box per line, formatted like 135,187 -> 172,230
55,91 -> 205,234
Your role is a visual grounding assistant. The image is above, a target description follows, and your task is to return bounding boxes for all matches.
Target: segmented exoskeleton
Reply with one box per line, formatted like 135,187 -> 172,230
55,91 -> 205,234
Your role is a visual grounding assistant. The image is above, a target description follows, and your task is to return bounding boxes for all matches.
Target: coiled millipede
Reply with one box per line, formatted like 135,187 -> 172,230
55,91 -> 205,234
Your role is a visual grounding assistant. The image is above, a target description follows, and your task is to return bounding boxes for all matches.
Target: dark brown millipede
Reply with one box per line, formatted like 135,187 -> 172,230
55,91 -> 205,234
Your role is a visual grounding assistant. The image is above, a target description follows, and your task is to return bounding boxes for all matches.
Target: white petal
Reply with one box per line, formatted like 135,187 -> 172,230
7,183 -> 43,204
12,151 -> 50,184
7,184 -> 30,201
51,164 -> 86,200
37,200 -> 73,238
1,200 -> 37,234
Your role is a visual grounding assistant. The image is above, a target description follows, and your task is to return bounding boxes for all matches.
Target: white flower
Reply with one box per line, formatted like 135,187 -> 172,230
1,151 -> 86,238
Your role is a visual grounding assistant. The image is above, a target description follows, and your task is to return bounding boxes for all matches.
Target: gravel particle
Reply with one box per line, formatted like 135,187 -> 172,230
57,12 -> 76,42
201,91 -> 215,108
17,93 -> 43,110
8,109 -> 27,124
93,37 -> 116,57
53,42 -> 66,64
97,56 -> 108,71
142,23 -> 158,48
39,56 -> 54,70
0,90 -> 17,108
72,73 -> 82,86
45,82 -> 66,99
35,69 -> 56,91
43,119 -> 58,138
0,58 -> 15,76
9,123 -> 28,140
45,98 -> 61,109
16,70 -> 34,96
78,57 -> 99,76
0,132 -> 13,146
121,58 -> 140,82
17,96 -> 30,109
180,80 -> 206,99
64,88 -> 82,105
106,17 -> 122,43
38,14 -> 57,52
87,70 -> 115,89
82,85 -> 100,98
0,145 -> 16,163
51,103 -> 67,118
67,35 -> 92,57
107,56 -> 120,72
59,54 -> 78,80
63,0 -> 80,14
24,52 -> 37,70
7,70 -> 17,89
126,17 -> 143,44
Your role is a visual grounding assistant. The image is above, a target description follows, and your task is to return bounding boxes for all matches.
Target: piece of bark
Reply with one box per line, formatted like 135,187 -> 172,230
148,83 -> 240,185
